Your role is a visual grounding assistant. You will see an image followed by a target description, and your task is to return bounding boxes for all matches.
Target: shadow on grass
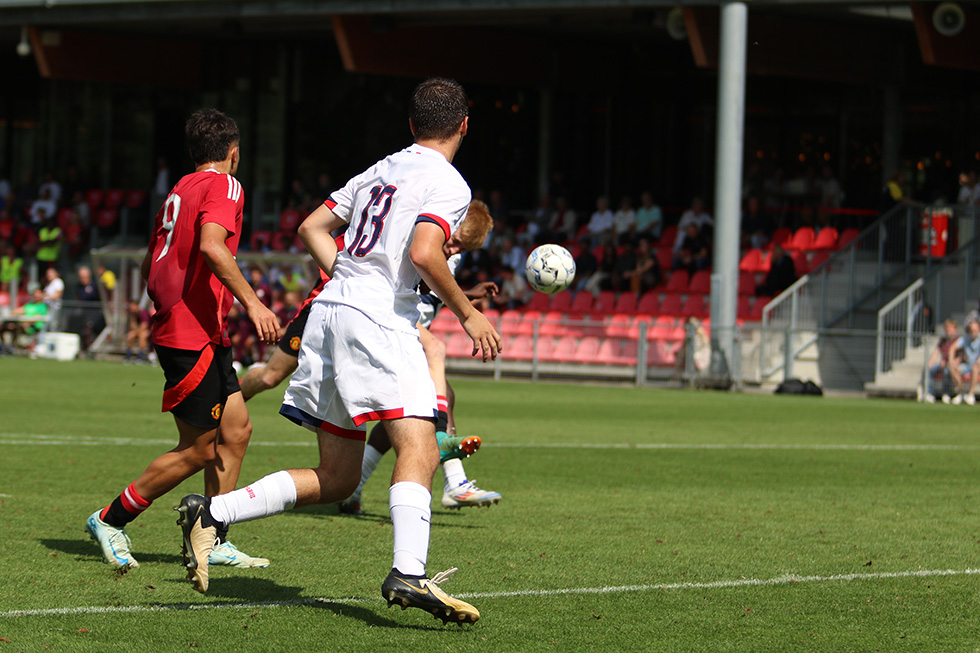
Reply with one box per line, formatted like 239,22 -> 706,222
282,505 -> 488,530
310,600 -> 464,631
40,538 -> 183,565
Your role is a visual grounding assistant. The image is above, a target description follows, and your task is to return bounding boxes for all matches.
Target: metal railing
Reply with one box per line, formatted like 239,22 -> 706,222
760,203 -> 979,381
873,231 -> 980,382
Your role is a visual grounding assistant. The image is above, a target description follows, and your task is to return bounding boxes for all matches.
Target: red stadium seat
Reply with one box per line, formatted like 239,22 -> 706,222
785,226 -> 815,251
429,311 -> 458,335
508,335 -> 535,361
613,292 -> 638,314
525,292 -> 550,312
593,290 -> 617,314
737,295 -> 752,319
738,271 -> 755,296
739,248 -> 765,273
618,340 -> 639,365
659,225 -> 677,249
518,310 -> 542,336
664,270 -> 690,294
838,228 -> 860,249
688,270 -> 711,294
659,294 -> 682,316
597,339 -> 621,364
125,190 -> 147,209
279,209 -> 302,233
771,227 -> 792,248
655,247 -> 673,275
791,251 -> 809,276
681,294 -> 708,318
549,291 -> 572,312
591,244 -> 606,264
446,333 -> 472,357
482,308 -> 501,324
637,291 -> 659,314
84,189 -> 104,210
605,314 -> 633,338
809,250 -> 830,271
499,309 -> 524,336
249,230 -> 272,251
570,291 -> 594,313
811,227 -> 839,250
533,336 -> 556,361
574,337 -> 601,362
95,209 -> 118,228
271,231 -> 293,251
103,189 -> 125,210
547,336 -> 579,362
540,311 -> 565,336
56,207 -> 74,229
628,316 -> 653,339
647,340 -> 678,367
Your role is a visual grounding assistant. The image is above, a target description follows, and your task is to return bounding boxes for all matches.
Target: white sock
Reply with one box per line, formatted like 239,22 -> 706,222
389,481 -> 431,577
349,444 -> 384,500
441,458 -> 467,492
209,470 -> 297,525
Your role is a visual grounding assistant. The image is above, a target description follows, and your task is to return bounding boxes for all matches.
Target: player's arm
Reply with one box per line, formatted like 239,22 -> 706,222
464,281 -> 498,301
298,203 -> 347,278
199,222 -> 281,345
411,223 -> 501,361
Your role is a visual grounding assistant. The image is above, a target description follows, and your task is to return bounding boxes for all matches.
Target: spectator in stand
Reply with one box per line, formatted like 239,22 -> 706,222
879,170 -> 910,214
673,197 -> 713,252
488,189 -> 508,225
816,165 -> 843,209
549,196 -> 577,243
1,243 -> 22,294
924,318 -> 959,403
587,196 -> 614,246
30,187 -> 57,225
42,266 -> 64,303
36,215 -> 62,271
125,300 -> 152,363
70,190 -> 91,228
635,191 -> 662,239
492,266 -> 529,310
276,290 -> 301,329
226,301 -> 259,367
584,242 -> 617,294
623,238 -> 662,294
1,288 -> 49,353
610,243 -> 637,292
672,223 -> 710,273
741,195 -> 769,250
288,178 -> 311,213
76,266 -> 99,302
76,266 -> 103,351
572,237 -> 598,292
527,194 -> 552,245
957,171 -> 979,206
948,319 -> 980,405
755,244 -> 796,297
248,266 -> 273,308
276,265 -> 304,295
96,263 -> 116,301
612,195 -> 636,244
499,235 -> 525,275
39,171 -> 62,206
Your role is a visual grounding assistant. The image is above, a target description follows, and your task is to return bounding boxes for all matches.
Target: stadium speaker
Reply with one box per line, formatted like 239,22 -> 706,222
666,7 -> 687,41
932,2 -> 965,36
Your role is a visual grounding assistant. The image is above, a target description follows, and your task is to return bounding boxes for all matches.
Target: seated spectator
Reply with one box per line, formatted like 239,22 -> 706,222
42,266 -> 64,303
586,196 -> 614,245
549,196 -> 578,244
611,243 -> 637,292
755,244 -> 796,297
573,238 -> 598,292
276,265 -> 304,295
248,266 -> 273,307
741,196 -> 769,250
75,265 -> 104,351
584,242 -> 617,295
499,236 -> 526,275
672,223 -> 711,273
673,197 -> 713,252
491,266 -> 529,310
612,196 -> 636,244
623,238 -> 663,294
925,318 -> 959,403
1,288 -> 49,354
526,194 -> 552,245
96,263 -> 116,301
125,301 -> 152,363
948,320 -> 980,405
635,191 -> 662,239
226,302 -> 260,367
76,266 -> 99,302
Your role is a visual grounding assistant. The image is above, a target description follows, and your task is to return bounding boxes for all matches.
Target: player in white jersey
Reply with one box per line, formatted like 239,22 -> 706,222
174,78 -> 500,624
341,219 -> 503,515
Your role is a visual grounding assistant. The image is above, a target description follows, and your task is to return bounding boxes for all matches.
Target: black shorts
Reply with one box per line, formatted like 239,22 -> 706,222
155,344 -> 240,429
277,303 -> 312,357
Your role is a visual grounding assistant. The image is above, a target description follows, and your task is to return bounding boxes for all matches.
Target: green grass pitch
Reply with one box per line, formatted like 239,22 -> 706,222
0,358 -> 978,651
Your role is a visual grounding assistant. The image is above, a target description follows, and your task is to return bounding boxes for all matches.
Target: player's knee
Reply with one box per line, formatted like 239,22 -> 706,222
221,419 -> 253,450
423,335 -> 446,364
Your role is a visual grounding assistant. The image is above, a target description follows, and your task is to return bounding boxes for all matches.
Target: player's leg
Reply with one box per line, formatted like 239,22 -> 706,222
339,421 -> 392,515
438,380 -> 502,510
176,428 -> 363,592
239,348 -> 298,401
380,415 -> 479,623
418,325 -> 480,462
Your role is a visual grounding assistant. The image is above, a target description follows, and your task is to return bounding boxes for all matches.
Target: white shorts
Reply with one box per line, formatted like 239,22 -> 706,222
280,301 -> 437,440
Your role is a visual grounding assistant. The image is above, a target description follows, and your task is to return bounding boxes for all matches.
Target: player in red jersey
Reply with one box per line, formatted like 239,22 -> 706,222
85,108 -> 281,571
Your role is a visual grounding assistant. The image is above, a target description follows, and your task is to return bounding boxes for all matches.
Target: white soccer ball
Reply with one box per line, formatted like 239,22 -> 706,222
525,244 -> 576,294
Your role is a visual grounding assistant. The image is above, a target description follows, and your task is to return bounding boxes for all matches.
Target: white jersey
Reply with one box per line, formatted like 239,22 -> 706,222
417,253 -> 462,328
317,144 -> 470,333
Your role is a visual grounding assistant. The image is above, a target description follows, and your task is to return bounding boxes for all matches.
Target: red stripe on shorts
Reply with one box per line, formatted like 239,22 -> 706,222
319,420 -> 367,441
352,408 -> 406,426
161,344 -> 215,413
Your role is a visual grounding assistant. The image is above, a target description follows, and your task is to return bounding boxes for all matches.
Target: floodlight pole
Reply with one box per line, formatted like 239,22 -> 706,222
709,1 -> 747,387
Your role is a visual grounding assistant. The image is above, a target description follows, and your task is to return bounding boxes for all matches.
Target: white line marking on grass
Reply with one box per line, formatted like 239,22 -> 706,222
1,568 -> 977,619
1,433 -> 978,452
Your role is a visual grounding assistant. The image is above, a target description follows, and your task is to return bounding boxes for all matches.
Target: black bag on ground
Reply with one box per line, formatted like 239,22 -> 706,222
774,378 -> 823,396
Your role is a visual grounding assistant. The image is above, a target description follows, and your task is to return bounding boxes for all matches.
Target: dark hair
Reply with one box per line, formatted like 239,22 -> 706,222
410,78 -> 468,141
185,109 -> 240,166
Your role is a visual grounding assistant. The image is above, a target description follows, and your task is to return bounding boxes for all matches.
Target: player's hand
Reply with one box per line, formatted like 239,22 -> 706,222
248,302 -> 282,345
465,282 -> 498,300
462,311 -> 502,362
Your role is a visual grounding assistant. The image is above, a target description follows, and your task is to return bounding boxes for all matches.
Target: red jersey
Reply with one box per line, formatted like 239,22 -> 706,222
147,169 -> 244,349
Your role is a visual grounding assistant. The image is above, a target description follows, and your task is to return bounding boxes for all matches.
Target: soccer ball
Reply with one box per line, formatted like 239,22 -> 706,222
525,244 -> 576,294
